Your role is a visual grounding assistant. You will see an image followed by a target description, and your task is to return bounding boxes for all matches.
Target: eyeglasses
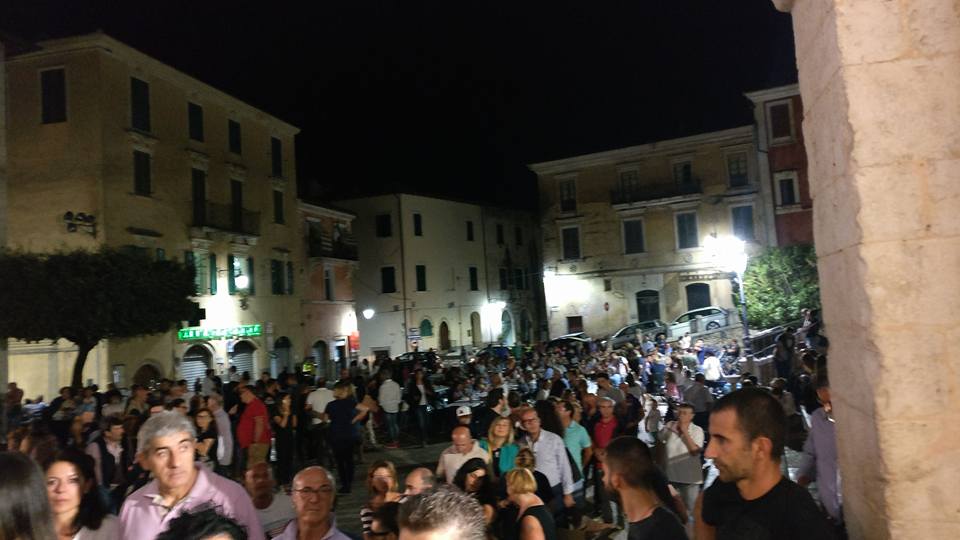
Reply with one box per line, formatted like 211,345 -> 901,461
293,486 -> 334,497
521,417 -> 539,424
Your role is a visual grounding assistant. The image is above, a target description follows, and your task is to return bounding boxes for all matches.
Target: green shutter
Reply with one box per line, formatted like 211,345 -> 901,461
228,255 -> 236,294
247,257 -> 255,295
209,253 -> 218,295
286,262 -> 294,295
271,259 -> 283,295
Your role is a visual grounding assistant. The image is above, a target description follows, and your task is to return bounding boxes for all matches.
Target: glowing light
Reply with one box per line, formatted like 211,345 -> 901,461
705,235 -> 748,276
362,308 -> 375,320
234,274 -> 249,290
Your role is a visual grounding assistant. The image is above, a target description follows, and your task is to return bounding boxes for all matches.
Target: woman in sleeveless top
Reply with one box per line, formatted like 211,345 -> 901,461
505,468 -> 557,540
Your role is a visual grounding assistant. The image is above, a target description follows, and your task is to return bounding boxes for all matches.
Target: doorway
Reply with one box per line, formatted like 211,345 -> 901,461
636,290 -> 661,321
470,312 -> 482,347
439,321 -> 450,351
685,283 -> 711,311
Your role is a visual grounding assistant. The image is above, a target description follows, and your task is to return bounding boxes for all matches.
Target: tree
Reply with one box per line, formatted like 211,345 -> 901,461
740,244 -> 821,329
0,248 -> 196,387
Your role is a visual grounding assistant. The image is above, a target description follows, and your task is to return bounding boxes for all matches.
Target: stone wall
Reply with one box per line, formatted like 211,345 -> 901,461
778,0 -> 960,537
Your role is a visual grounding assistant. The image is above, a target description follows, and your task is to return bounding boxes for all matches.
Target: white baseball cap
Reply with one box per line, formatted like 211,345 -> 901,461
456,406 -> 472,417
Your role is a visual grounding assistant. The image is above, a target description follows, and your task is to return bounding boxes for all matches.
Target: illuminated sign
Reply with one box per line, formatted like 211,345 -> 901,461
178,324 -> 262,341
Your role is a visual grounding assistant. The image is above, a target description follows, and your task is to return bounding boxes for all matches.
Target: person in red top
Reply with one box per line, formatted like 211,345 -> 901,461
237,385 -> 272,466
591,397 -> 623,525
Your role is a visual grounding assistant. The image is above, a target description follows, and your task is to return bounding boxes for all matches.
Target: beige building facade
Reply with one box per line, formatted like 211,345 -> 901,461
4,33 -> 303,397
338,193 -> 542,360
299,202 -> 358,380
530,126 -> 776,340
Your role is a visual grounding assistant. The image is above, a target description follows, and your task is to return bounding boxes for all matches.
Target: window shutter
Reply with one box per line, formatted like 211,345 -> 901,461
228,255 -> 236,294
208,254 -> 218,295
286,262 -> 294,295
247,257 -> 256,295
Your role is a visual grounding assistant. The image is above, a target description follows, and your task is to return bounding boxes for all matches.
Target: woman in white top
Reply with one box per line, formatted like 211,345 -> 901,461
45,448 -> 121,540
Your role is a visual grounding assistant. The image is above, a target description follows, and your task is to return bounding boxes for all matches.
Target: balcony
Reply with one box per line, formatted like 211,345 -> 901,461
192,201 -> 260,236
309,234 -> 358,261
610,178 -> 702,206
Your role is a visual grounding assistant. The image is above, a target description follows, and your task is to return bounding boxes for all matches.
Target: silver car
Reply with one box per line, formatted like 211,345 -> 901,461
603,320 -> 667,350
667,306 -> 729,337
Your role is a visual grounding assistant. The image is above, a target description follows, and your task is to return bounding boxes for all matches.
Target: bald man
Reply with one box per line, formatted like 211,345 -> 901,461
404,468 -> 436,497
276,466 -> 350,540
435,425 -> 489,484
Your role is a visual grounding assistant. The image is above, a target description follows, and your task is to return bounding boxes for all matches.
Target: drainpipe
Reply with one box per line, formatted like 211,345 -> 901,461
397,194 -> 409,353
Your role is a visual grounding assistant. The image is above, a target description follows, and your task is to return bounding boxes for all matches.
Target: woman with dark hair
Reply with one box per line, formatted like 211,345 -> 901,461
404,369 -> 435,447
453,457 -> 496,525
0,452 -> 55,540
193,407 -> 218,471
153,506 -> 247,540
44,448 -> 119,539
270,392 -> 296,488
324,381 -> 367,494
533,400 -> 564,438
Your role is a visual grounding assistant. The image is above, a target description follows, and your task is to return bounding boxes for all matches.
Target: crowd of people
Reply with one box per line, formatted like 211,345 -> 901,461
0,311 -> 843,539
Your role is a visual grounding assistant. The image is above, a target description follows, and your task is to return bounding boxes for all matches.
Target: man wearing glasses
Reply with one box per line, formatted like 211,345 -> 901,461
278,466 -> 351,540
518,409 -> 576,516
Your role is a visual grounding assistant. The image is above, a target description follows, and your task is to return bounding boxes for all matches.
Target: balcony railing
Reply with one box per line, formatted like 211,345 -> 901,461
309,235 -> 358,261
192,201 -> 260,236
610,178 -> 702,205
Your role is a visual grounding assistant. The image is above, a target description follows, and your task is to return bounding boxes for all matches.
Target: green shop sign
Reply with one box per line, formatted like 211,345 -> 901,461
178,324 -> 263,341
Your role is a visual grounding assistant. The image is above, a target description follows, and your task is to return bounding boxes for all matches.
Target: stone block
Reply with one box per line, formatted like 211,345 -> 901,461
802,74 -> 854,194
928,158 -> 960,237
906,0 -> 960,56
845,55 -> 960,167
835,406 -> 887,540
835,0 -> 910,64
854,163 -> 927,243
812,179 -> 862,255
889,520 -> 960,539
795,2 -> 843,108
881,417 -> 960,524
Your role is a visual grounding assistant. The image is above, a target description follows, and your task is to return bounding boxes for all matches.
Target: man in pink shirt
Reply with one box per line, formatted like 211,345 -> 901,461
120,411 -> 264,540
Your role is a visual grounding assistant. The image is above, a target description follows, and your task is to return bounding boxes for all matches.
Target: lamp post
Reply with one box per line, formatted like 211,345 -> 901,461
705,235 -> 752,359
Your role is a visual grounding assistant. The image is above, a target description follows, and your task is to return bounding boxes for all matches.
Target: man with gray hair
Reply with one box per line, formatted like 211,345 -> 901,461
206,393 -> 233,476
398,484 -> 486,540
403,467 -> 436,497
119,411 -> 264,539
277,466 -> 350,540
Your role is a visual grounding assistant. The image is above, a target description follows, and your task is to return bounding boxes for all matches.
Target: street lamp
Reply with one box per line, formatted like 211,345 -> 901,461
362,308 -> 375,320
705,235 -> 752,358
234,274 -> 250,310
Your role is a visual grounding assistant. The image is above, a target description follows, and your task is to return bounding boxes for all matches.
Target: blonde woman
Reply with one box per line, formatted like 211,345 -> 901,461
513,448 -> 555,506
478,416 -> 519,479
360,460 -> 402,540
505,468 -> 557,540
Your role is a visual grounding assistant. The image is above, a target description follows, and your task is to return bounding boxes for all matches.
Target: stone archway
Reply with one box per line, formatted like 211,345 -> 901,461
439,321 -> 450,351
132,363 -> 162,389
470,311 -> 482,347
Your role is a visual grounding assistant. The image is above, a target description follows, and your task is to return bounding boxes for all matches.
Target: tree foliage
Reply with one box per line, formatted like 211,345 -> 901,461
740,244 -> 820,329
0,248 -> 196,387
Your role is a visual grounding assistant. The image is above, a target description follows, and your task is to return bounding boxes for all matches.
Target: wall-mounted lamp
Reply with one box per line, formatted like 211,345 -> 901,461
362,308 -> 375,320
64,211 -> 97,237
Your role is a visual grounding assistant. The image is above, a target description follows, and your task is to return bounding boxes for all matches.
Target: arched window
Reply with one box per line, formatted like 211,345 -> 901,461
419,319 -> 433,337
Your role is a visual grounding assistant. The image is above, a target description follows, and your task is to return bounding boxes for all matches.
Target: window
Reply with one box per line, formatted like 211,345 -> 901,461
381,267 -> 397,294
619,169 -> 641,194
775,171 -> 799,207
40,68 -> 66,124
732,205 -> 755,241
230,180 -> 243,230
499,268 -> 508,290
420,319 -> 434,337
469,266 -> 479,291
515,226 -> 523,246
675,212 -> 699,249
192,169 -> 206,225
413,213 -> 423,236
567,316 -> 584,334
604,278 -> 612,292
375,214 -> 392,237
228,255 -> 244,294
208,254 -> 218,295
416,265 -> 427,291
558,178 -> 577,213
273,190 -> 284,224
271,259 -> 285,295
623,219 -> 645,254
228,119 -> 242,154
188,102 -> 204,141
247,257 -> 256,295
324,267 -> 334,300
270,137 -> 282,177
466,220 -> 474,241
767,100 -> 795,144
561,226 -> 581,260
636,290 -> 660,321
133,151 -> 151,196
686,283 -> 711,311
673,161 -> 693,186
727,152 -> 749,187
513,268 -> 524,290
185,251 -> 207,295
496,224 -> 504,245
130,77 -> 150,132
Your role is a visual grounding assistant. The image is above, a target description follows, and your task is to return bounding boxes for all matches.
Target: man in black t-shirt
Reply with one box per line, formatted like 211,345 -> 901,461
696,388 -> 836,540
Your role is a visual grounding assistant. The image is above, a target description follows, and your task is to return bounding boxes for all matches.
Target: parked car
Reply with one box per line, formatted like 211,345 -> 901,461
474,345 -> 513,360
602,319 -> 667,350
547,332 -> 592,351
667,306 -> 729,337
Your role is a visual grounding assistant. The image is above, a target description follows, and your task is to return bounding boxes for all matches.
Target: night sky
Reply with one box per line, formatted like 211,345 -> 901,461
2,1 -> 797,210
